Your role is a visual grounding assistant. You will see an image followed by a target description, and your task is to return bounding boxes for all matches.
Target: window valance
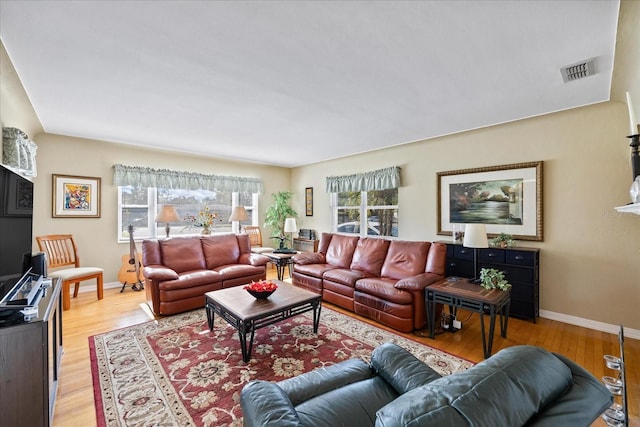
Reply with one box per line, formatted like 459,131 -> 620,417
113,164 -> 263,193
325,166 -> 401,193
2,127 -> 38,177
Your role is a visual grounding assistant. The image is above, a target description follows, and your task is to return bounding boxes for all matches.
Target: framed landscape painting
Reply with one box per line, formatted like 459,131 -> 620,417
52,174 -> 101,218
437,161 -> 543,241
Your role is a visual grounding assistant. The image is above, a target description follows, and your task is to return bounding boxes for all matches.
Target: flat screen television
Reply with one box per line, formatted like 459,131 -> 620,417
0,164 -> 34,305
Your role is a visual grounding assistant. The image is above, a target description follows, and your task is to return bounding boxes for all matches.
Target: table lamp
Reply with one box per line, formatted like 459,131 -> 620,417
229,206 -> 249,233
463,223 -> 488,282
283,217 -> 298,252
155,204 -> 180,238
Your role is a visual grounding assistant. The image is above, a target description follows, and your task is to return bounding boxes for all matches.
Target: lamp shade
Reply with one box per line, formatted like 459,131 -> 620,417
155,205 -> 180,223
463,224 -> 488,248
229,206 -> 249,222
284,217 -> 298,233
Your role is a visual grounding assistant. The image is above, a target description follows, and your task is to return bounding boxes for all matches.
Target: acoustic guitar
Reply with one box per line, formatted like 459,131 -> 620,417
118,224 -> 144,292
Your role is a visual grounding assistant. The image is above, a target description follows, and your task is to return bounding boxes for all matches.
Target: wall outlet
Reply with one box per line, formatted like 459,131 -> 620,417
453,319 -> 462,329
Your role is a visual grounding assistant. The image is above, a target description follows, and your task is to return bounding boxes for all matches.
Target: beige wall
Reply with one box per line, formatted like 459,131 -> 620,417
29,134 -> 291,282
1,0 -> 638,332
0,43 -> 42,138
291,102 -> 640,330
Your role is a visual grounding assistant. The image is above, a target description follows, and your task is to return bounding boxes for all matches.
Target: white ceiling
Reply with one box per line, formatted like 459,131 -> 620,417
0,1 -> 620,168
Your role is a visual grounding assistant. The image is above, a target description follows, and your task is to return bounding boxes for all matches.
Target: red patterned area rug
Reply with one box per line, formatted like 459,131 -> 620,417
90,307 -> 473,427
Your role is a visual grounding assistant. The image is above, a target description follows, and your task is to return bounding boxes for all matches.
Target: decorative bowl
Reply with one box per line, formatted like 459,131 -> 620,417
246,289 -> 276,299
244,280 -> 278,299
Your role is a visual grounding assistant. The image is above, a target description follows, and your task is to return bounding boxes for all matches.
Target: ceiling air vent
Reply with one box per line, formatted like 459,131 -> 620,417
560,58 -> 597,83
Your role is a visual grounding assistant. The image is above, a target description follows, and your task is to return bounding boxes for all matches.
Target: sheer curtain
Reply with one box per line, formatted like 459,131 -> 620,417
113,164 -> 263,193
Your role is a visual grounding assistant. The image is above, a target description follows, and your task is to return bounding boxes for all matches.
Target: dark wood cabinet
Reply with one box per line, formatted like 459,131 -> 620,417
443,243 -> 539,322
0,278 -> 62,426
293,238 -> 319,253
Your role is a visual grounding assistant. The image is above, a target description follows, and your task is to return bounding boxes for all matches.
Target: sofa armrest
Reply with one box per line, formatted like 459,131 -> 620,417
277,358 -> 374,406
525,353 -> 613,426
239,253 -> 270,266
395,272 -> 442,291
142,265 -> 179,281
240,381 -> 302,427
371,343 -> 441,394
292,252 -> 326,265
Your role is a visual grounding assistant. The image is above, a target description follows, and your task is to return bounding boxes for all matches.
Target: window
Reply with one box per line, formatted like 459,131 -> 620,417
118,186 -> 258,242
333,188 -> 398,237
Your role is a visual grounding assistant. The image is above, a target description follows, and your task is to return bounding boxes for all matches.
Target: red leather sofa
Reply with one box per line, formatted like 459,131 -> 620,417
292,233 -> 446,332
141,234 -> 270,316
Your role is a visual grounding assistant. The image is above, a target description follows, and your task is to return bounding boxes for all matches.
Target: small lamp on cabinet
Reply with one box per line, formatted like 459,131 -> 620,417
229,206 -> 249,233
463,223 -> 488,282
284,217 -> 298,250
155,205 -> 180,238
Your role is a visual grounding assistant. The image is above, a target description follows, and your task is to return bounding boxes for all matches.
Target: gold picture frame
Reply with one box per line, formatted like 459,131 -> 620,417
437,161 -> 543,241
305,187 -> 313,216
52,174 -> 101,218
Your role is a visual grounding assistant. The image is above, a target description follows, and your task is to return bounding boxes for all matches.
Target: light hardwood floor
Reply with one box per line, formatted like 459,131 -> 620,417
53,269 -> 638,427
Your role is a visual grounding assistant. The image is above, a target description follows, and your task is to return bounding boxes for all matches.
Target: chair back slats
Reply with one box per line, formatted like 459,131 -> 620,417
36,234 -> 80,269
244,226 -> 263,247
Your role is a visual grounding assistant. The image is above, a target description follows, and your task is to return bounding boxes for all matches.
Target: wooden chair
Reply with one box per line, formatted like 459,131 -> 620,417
36,234 -> 104,310
244,226 -> 274,254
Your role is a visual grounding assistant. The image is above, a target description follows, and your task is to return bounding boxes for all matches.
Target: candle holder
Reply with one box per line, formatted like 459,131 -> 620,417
627,134 -> 640,183
601,325 -> 628,427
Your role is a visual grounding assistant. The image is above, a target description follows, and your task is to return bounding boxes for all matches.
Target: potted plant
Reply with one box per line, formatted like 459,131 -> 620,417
264,191 -> 297,248
479,268 -> 511,291
491,233 -> 515,248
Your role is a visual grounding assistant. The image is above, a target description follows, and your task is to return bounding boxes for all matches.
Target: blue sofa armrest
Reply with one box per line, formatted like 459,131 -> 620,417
240,380 -> 302,427
524,352 -> 613,426
277,358 -> 375,406
371,343 -> 442,394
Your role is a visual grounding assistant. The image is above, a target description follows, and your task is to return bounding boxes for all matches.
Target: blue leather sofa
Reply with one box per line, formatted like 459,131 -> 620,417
240,343 -> 612,427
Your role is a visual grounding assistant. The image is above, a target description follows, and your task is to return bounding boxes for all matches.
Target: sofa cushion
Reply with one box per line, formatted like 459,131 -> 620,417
294,263 -> 338,279
201,234 -> 241,269
350,238 -> 390,276
355,278 -> 413,304
159,237 -> 206,273
214,264 -> 265,280
157,269 -> 222,291
325,234 -> 359,268
323,268 -> 373,287
375,346 -> 573,427
380,241 -> 429,280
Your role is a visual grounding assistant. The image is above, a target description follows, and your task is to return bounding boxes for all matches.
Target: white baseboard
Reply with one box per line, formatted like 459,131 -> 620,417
539,309 -> 640,340
78,283 -> 639,340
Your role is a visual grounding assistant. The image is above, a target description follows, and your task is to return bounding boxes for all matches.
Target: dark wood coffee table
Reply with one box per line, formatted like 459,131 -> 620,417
205,280 -> 322,362
426,277 -> 510,358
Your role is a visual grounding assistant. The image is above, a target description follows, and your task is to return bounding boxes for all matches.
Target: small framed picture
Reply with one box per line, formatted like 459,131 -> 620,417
305,187 -> 313,216
52,174 -> 101,218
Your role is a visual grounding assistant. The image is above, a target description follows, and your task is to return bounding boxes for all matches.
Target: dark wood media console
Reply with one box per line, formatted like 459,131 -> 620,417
0,278 -> 62,427
442,242 -> 539,322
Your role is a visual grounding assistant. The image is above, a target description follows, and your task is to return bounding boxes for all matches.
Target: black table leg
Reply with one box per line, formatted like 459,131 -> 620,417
312,302 -> 322,333
487,304 -> 497,358
479,312 -> 488,358
206,303 -> 214,331
427,292 -> 436,339
239,320 -> 257,363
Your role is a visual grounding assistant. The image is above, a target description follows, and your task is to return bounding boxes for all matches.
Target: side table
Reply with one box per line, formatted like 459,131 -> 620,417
426,277 -> 510,358
264,252 -> 296,280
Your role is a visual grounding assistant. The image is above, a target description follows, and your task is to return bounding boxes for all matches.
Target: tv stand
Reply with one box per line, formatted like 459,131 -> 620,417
0,277 -> 62,426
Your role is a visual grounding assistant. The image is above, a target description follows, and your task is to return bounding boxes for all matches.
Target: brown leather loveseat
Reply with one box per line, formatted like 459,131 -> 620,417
291,233 -> 446,332
142,234 -> 270,316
